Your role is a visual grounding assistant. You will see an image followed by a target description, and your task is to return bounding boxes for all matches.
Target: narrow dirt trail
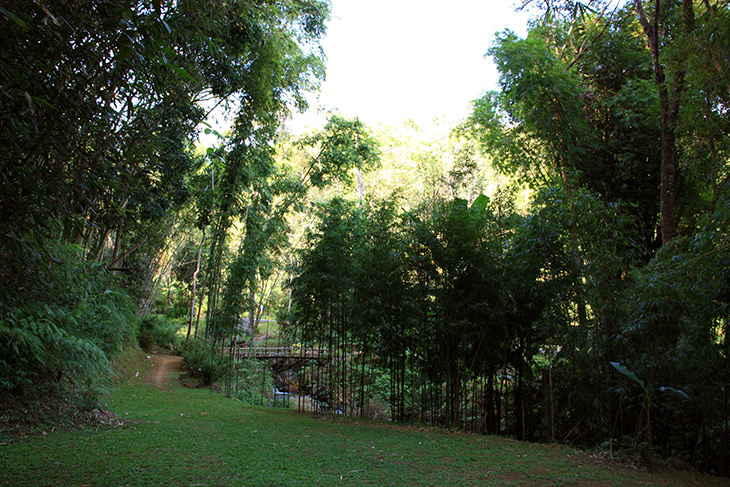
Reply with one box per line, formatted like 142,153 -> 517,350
144,354 -> 183,390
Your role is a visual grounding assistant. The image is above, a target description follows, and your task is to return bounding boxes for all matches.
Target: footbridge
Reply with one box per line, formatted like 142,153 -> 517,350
225,346 -> 329,360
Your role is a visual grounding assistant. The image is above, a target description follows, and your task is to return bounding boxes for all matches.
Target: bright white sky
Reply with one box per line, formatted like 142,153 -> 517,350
286,0 -> 532,133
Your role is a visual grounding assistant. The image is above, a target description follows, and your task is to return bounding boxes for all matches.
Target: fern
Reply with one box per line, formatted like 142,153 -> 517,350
0,243 -> 138,408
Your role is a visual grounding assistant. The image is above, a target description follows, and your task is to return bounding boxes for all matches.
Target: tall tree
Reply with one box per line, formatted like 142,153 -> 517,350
206,115 -> 380,339
632,0 -> 695,243
0,0 -> 329,288
0,0 -> 330,407
469,8 -> 662,253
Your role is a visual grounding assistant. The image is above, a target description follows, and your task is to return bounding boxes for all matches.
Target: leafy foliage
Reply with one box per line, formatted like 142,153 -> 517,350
1,0 -> 728,476
233,359 -> 275,406
0,0 -> 330,421
180,338 -> 229,387
137,314 -> 182,351
282,4 -> 729,467
0,244 -> 138,410
468,9 -> 662,252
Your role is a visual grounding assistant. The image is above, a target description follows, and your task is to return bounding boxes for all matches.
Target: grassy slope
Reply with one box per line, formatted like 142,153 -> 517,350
1,359 -> 728,487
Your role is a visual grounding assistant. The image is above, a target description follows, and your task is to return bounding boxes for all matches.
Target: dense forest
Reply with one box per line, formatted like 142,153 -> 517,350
1,0 -> 728,476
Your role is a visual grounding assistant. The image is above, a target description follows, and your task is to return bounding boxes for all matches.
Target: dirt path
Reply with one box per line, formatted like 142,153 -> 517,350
144,354 -> 183,389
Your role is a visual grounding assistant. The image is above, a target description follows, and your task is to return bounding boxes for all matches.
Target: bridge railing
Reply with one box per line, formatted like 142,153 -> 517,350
223,346 -> 329,359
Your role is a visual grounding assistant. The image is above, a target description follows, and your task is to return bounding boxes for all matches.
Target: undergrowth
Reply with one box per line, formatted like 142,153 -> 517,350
137,313 -> 183,351
0,243 -> 140,429
180,338 -> 229,386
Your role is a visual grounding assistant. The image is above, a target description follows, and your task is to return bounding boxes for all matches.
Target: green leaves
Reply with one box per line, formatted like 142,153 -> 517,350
167,62 -> 197,83
0,7 -> 27,29
0,0 -> 331,424
469,6 -> 662,251
0,243 -> 136,402
304,115 -> 381,188
610,361 -> 645,391
470,194 -> 489,214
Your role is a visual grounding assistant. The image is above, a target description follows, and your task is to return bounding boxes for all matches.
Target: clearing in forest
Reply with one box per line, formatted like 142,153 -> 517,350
1,354 -> 728,487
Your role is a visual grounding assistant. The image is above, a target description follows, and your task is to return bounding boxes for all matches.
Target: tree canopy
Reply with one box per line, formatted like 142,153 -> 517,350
0,0 -> 329,412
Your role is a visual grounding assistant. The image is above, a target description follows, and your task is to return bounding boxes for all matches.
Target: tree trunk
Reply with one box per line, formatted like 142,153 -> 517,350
356,167 -> 364,207
249,292 -> 258,335
633,0 -> 694,243
287,254 -> 294,316
659,117 -> 678,242
187,229 -> 205,342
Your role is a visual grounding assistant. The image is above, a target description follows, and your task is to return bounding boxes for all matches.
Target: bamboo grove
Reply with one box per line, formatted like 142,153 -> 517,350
0,0 -> 332,423
282,0 -> 730,474
286,184 -> 729,474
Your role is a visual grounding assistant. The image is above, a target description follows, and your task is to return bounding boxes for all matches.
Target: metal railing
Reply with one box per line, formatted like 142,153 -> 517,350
224,346 -> 329,359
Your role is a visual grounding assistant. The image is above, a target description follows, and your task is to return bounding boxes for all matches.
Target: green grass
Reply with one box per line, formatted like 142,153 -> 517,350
1,364 -> 728,487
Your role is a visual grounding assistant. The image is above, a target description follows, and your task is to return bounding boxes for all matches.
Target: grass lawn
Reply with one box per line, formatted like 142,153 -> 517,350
1,356 -> 728,487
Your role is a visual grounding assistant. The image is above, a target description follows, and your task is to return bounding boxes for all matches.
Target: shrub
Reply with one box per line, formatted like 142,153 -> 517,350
234,358 -> 274,406
0,309 -> 109,396
137,314 -> 181,351
180,339 -> 228,386
0,243 -> 139,413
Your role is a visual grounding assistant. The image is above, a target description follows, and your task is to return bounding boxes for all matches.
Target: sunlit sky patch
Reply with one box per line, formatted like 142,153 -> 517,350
286,0 -> 532,133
